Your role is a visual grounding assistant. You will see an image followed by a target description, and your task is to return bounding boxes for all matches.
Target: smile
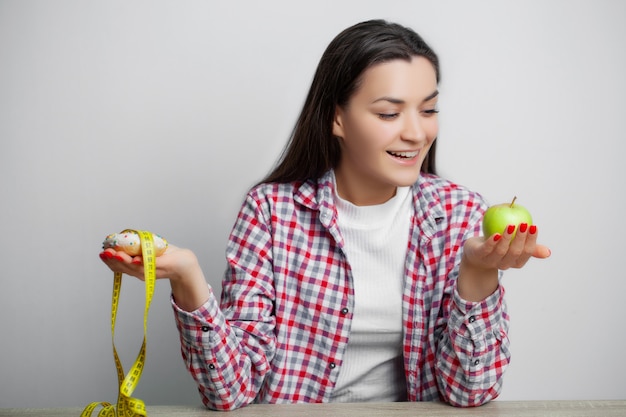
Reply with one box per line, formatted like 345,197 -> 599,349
387,150 -> 419,159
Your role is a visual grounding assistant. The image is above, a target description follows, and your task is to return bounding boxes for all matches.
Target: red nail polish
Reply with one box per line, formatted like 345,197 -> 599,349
507,225 -> 516,234
519,223 -> 528,233
493,234 -> 502,242
529,225 -> 537,235
101,252 -> 113,260
132,259 -> 142,265
114,255 -> 125,262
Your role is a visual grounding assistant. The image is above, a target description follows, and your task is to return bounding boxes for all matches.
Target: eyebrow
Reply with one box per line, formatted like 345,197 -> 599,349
372,89 -> 439,104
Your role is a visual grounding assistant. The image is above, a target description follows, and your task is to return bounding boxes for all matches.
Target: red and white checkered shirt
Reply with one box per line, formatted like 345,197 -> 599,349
172,170 -> 510,410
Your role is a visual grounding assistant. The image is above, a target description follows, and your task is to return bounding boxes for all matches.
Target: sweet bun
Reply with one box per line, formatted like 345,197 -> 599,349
103,230 -> 168,256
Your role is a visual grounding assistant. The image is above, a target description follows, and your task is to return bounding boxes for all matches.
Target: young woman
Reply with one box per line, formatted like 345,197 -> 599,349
100,20 -> 551,410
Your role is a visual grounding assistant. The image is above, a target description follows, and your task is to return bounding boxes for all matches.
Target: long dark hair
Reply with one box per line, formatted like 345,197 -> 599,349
260,20 -> 440,185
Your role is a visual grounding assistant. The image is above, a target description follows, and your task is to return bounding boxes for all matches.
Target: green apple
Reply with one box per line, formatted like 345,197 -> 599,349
482,197 -> 533,238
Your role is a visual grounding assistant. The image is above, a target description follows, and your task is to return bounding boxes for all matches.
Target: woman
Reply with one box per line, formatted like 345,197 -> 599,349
100,20 -> 551,410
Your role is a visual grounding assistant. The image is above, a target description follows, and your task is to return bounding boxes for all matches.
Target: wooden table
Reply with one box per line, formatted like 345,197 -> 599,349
2,400 -> 625,416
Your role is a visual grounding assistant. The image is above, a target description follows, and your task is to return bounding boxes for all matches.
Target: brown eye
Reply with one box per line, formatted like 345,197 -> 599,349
422,109 -> 439,116
378,113 -> 399,120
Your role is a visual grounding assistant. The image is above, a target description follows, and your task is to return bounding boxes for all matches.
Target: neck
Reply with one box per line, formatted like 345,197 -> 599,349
333,167 -> 396,206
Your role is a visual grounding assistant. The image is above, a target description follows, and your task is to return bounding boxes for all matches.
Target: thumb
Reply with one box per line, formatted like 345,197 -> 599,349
533,244 -> 552,259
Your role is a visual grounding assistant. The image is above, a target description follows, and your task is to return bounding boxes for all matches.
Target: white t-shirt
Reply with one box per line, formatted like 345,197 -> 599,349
331,180 -> 413,402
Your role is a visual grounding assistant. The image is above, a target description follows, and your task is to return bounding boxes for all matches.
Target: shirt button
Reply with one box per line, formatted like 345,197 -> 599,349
340,308 -> 349,315
329,362 -> 336,369
201,326 -> 210,332
208,364 -> 216,370
468,316 -> 476,323
473,359 -> 480,366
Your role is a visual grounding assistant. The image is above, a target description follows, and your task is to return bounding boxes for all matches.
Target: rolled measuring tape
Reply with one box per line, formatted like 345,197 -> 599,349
82,229 -> 167,417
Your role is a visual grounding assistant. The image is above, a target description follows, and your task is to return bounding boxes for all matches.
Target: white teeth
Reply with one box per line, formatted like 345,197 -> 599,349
388,151 -> 418,158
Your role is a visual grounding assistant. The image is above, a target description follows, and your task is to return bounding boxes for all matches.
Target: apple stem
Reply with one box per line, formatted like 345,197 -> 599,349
510,196 -> 517,208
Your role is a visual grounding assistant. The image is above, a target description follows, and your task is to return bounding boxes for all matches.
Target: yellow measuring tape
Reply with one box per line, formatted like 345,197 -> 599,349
82,230 -> 157,417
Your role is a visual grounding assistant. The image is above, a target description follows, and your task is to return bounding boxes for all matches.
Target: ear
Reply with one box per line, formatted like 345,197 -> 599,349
332,106 -> 345,139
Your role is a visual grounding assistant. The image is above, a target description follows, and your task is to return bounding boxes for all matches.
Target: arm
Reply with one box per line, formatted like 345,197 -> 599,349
99,195 -> 278,410
435,201 -> 550,407
436,276 -> 509,407
175,193 -> 279,410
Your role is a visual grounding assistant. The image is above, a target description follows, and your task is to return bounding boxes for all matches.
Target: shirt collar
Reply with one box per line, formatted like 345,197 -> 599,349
293,170 -> 445,237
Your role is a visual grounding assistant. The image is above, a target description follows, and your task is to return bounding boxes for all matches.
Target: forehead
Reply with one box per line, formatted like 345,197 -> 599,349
354,57 -> 438,101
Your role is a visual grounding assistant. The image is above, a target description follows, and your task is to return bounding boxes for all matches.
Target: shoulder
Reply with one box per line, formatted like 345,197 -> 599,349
245,180 -> 309,205
247,181 -> 299,201
241,177 -> 324,218
414,173 -> 488,216
246,171 -> 333,210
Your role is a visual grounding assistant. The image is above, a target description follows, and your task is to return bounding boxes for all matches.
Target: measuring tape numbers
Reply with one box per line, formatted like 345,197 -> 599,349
82,230 -> 160,417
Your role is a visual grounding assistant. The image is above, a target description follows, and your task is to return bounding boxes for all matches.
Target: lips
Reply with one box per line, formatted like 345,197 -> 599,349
387,150 -> 419,159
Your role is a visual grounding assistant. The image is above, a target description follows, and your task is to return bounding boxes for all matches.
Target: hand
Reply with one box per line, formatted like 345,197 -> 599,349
99,244 -> 210,311
99,244 -> 199,283
457,224 -> 551,302
463,223 -> 551,271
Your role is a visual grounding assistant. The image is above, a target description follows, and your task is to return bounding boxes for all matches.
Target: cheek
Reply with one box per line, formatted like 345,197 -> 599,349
344,117 -> 391,148
425,118 -> 439,140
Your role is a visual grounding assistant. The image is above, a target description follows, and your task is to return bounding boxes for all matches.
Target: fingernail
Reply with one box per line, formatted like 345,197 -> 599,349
519,223 -> 528,233
507,225 -> 516,235
100,252 -> 113,260
114,255 -> 125,262
529,225 -> 537,235
132,259 -> 142,265
493,234 -> 502,242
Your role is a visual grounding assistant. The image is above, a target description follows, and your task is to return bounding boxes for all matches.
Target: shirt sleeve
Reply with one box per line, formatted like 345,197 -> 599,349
436,282 -> 510,406
171,192 -> 277,411
434,195 -> 511,407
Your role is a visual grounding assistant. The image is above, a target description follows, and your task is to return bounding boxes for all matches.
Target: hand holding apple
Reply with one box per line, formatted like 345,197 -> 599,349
482,197 -> 533,238
459,197 -> 549,301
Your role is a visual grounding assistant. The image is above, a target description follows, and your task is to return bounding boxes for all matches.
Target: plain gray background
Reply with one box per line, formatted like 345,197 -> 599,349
1,0 -> 625,408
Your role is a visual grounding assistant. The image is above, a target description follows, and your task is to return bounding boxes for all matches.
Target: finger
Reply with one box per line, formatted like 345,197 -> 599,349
100,248 -> 131,262
494,224 -> 525,269
481,231 -> 512,267
497,224 -> 518,252
100,249 -> 124,266
99,249 -> 145,278
533,244 -> 552,259
99,250 -> 114,262
509,223 -> 529,252
526,225 -> 552,258
484,233 -> 503,250
506,223 -> 533,268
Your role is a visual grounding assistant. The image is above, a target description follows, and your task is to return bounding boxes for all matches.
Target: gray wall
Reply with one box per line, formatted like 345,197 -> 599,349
1,0 -> 624,408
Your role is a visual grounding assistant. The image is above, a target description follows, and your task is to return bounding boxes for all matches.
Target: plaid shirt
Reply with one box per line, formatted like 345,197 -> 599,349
172,170 -> 510,410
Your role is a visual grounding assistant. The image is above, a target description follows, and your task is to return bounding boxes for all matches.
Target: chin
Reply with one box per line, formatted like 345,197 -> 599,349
394,169 -> 422,187
392,177 -> 419,188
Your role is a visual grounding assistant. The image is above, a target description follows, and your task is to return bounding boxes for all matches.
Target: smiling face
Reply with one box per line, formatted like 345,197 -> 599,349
332,56 -> 439,206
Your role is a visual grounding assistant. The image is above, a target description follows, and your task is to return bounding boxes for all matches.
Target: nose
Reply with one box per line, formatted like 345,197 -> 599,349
401,112 -> 427,142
